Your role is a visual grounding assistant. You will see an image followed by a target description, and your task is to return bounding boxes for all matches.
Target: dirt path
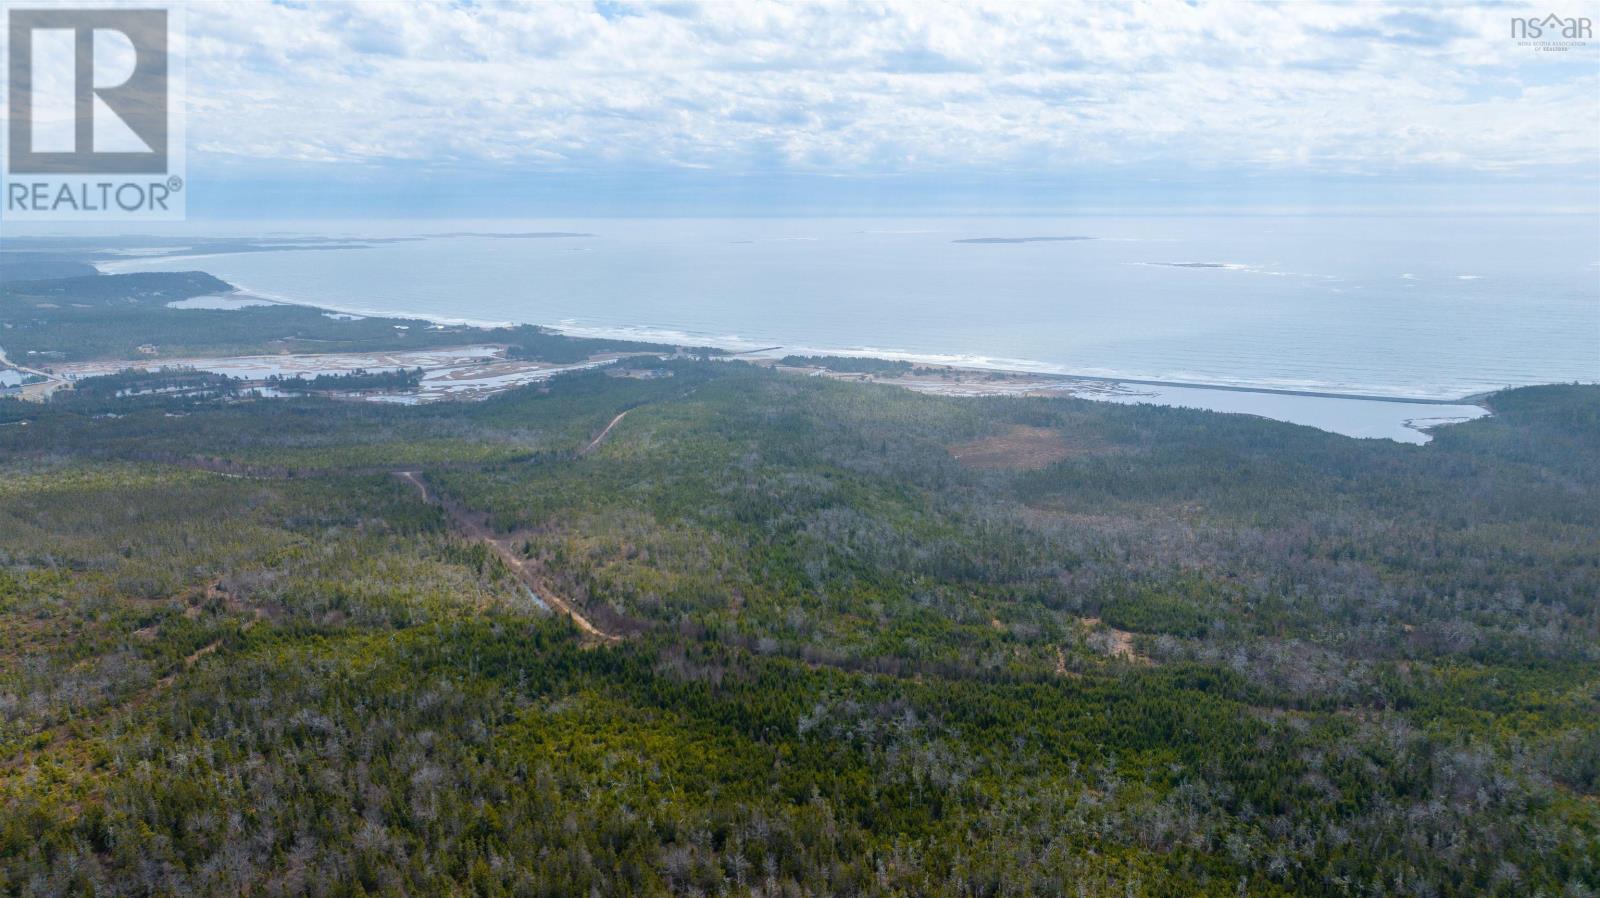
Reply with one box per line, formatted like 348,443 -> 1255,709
395,471 -> 620,643
157,638 -> 226,687
6,625 -> 239,771
581,410 -> 629,455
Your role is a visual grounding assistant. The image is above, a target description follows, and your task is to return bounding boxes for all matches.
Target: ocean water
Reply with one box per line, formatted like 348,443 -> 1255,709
98,215 -> 1598,439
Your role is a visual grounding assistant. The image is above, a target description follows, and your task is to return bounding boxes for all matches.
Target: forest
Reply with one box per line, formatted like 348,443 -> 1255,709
777,356 -> 917,374
0,271 -> 677,364
0,359 -> 1596,897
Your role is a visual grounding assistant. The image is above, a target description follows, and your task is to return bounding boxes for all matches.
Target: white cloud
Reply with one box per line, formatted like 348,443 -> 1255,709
128,0 -> 1600,177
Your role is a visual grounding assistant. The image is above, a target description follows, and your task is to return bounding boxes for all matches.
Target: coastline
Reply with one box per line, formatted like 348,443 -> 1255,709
758,354 -> 1489,408
148,280 -> 1501,410
75,254 -> 1508,442
93,253 -> 1514,406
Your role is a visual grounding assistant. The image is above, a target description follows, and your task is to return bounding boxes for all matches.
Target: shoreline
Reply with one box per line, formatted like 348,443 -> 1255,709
15,267 -> 1503,442
90,251 -> 1533,408
758,355 -> 1490,408
14,335 -> 1492,444
756,359 -> 1490,443
70,255 -> 1535,443
169,286 -> 1503,410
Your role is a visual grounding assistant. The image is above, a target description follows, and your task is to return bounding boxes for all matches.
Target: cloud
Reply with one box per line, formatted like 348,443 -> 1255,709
171,2 -> 1600,178
1322,11 -> 1472,48
13,0 -> 1590,210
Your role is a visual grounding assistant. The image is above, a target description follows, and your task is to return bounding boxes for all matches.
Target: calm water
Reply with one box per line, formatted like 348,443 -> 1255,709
94,215 -> 1596,441
103,215 -> 1599,400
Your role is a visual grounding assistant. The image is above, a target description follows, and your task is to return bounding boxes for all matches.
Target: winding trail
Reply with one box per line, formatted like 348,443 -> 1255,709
395,470 -> 620,643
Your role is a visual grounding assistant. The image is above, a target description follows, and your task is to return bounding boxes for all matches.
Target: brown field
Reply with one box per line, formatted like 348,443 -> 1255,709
949,424 -> 1078,470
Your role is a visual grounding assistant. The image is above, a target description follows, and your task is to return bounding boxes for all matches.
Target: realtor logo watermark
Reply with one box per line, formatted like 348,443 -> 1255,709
3,6 -> 185,220
1511,12 -> 1593,51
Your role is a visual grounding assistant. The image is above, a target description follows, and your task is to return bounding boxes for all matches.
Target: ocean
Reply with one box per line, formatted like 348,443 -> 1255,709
99,214 -> 1600,441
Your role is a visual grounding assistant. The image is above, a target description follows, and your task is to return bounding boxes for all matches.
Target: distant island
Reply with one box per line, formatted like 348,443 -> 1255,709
421,232 -> 595,239
952,236 -> 1096,244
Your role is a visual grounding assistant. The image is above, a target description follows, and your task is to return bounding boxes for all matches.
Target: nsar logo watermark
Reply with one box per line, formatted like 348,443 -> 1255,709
1511,12 -> 1593,52
4,7 -> 185,220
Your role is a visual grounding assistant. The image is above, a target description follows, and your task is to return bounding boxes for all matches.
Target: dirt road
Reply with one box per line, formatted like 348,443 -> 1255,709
395,471 -> 619,642
581,410 -> 629,455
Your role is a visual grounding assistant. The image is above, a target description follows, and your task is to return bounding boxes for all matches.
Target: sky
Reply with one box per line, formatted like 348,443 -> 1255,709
5,0 -> 1600,218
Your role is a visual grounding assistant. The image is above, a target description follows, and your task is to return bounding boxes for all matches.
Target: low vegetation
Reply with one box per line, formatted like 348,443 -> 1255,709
267,367 -> 425,394
0,272 -> 690,364
779,355 -> 917,374
0,360 -> 1596,897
